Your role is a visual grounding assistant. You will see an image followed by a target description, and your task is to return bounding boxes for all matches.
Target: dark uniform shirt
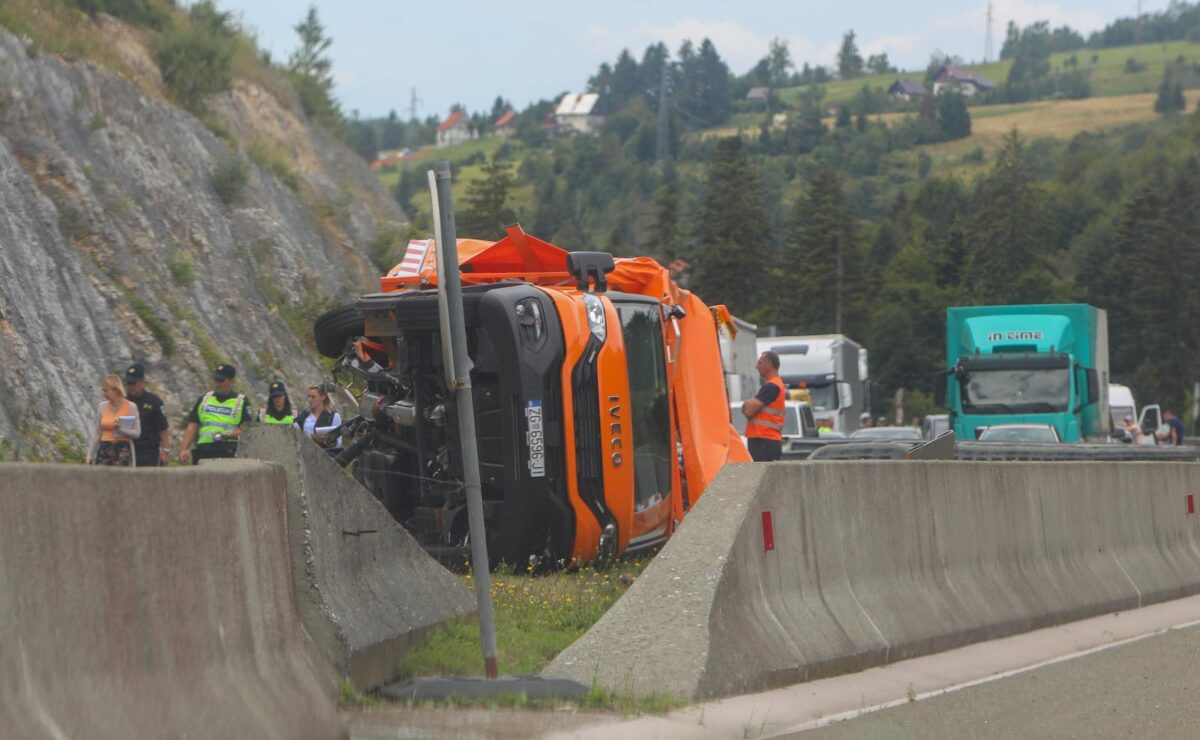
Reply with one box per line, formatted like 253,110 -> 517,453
127,390 -> 168,452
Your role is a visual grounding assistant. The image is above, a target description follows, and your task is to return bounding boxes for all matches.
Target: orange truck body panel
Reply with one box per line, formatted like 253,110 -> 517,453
378,225 -> 748,562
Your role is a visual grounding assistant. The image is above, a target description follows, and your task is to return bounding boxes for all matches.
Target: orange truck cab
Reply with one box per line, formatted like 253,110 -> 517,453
315,225 -> 749,568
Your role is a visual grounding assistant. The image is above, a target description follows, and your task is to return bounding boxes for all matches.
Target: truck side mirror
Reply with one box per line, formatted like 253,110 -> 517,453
934,370 -> 948,408
1085,368 -> 1100,405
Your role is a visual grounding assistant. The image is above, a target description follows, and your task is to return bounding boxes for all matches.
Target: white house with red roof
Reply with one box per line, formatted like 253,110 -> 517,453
436,110 -> 474,147
493,110 -> 517,139
930,66 -> 995,97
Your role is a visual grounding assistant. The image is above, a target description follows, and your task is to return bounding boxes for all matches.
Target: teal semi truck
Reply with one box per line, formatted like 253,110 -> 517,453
935,304 -> 1109,443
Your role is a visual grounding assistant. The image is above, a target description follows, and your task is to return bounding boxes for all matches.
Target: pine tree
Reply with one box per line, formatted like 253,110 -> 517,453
1154,67 -> 1186,115
288,5 -> 341,125
645,166 -> 680,260
963,129 -> 1060,303
777,168 -> 862,334
937,92 -> 971,140
689,138 -> 773,317
457,155 -> 517,240
837,30 -> 864,80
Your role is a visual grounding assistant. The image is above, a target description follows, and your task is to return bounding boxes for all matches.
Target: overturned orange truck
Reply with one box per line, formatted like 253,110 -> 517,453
315,225 -> 750,567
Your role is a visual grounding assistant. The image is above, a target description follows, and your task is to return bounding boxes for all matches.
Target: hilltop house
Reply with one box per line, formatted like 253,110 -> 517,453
745,86 -> 769,102
930,66 -> 995,97
554,93 -> 602,134
436,111 -> 473,147
493,110 -> 517,139
887,79 -> 928,100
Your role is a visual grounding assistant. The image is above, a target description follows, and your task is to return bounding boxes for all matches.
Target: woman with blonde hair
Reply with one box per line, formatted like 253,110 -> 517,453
295,383 -> 342,450
86,374 -> 142,466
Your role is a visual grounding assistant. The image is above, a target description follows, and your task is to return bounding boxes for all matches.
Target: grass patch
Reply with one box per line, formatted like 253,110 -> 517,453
247,140 -> 300,192
210,158 -> 247,205
124,291 -> 175,357
396,558 -> 652,680
396,682 -> 683,715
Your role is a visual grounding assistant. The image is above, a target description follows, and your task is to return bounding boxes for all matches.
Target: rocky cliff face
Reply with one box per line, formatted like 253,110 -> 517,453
0,23 -> 404,459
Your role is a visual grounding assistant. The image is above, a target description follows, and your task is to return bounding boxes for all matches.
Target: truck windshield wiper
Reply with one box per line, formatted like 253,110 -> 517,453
965,403 -> 1015,414
1014,402 -> 1060,413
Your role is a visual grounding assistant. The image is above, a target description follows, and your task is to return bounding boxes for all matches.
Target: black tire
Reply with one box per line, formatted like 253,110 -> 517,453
314,304 -> 364,358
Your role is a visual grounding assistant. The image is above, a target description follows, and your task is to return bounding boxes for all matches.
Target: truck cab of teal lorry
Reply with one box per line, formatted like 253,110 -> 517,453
935,304 -> 1110,443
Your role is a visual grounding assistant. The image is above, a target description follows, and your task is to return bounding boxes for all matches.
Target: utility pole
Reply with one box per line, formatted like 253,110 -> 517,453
428,161 -> 498,679
655,61 -> 670,164
407,87 -> 422,121
984,1 -> 994,63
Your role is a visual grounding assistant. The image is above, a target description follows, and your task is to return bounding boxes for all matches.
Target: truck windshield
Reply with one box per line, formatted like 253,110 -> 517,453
805,384 -> 838,412
960,367 -> 1070,413
615,303 -> 672,514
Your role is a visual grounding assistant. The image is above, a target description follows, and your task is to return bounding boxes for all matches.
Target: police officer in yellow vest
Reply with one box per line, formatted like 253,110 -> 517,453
260,380 -> 295,426
177,363 -> 252,465
741,350 -> 786,462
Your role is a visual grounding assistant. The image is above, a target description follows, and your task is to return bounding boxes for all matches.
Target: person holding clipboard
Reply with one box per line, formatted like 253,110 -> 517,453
296,383 -> 342,451
86,374 -> 141,466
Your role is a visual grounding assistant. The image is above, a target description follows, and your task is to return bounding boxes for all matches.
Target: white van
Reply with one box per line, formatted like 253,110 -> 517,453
730,400 -> 819,445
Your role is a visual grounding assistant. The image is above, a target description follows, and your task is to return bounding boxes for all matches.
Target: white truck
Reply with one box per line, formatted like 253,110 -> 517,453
756,334 -> 866,434
718,315 -> 760,404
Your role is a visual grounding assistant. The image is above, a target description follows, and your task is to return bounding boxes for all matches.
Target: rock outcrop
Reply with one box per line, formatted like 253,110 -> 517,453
0,22 -> 404,458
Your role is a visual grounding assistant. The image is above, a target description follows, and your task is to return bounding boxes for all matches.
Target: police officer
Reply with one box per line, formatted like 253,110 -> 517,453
741,351 -> 786,462
260,380 -> 295,426
177,363 -> 251,465
124,363 -> 171,467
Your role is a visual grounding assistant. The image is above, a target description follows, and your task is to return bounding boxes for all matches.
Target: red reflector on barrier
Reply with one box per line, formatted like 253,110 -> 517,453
762,511 -> 775,551
1188,494 -> 1195,515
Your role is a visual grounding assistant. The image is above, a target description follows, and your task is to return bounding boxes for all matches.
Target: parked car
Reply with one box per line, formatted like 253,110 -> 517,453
848,426 -> 923,441
730,400 -> 819,444
977,424 -> 1062,444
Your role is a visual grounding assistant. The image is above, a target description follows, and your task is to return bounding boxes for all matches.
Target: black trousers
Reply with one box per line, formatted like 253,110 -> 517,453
191,443 -> 238,465
134,446 -> 160,468
747,437 -> 782,462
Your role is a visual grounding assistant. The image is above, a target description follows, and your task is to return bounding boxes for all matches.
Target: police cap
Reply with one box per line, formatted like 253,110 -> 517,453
124,362 -> 145,381
213,363 -> 237,380
268,380 -> 287,398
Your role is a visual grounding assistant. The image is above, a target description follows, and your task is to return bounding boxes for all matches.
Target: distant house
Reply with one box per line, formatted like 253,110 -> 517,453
887,79 -> 928,100
554,93 -> 602,135
930,66 -> 995,97
745,86 -> 769,102
493,110 -> 517,139
436,111 -> 473,147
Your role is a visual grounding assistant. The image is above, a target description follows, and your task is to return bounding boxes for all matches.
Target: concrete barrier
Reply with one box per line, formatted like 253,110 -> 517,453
0,461 -> 342,739
238,426 -> 476,689
546,461 -> 1200,699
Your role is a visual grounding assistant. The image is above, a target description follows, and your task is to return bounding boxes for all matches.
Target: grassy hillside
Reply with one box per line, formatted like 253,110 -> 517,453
770,40 -> 1199,109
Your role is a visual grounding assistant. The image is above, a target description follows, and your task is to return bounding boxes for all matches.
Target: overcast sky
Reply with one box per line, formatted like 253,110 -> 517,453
214,0 -> 1155,120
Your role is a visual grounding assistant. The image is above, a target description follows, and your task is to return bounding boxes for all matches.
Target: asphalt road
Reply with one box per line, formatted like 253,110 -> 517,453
789,623 -> 1200,739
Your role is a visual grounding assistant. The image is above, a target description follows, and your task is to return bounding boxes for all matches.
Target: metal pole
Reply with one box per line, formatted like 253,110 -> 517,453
430,160 -> 498,678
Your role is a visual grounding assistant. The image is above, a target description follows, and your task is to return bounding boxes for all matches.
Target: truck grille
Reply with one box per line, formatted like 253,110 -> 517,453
570,336 -> 611,531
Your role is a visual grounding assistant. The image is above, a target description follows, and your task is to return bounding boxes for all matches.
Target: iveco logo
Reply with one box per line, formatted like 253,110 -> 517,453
608,395 -> 623,467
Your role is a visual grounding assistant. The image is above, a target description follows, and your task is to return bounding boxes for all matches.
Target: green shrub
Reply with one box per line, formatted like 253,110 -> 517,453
154,1 -> 237,112
210,159 -> 247,205
126,293 -> 175,357
73,0 -> 169,29
247,141 -> 300,192
167,254 -> 195,286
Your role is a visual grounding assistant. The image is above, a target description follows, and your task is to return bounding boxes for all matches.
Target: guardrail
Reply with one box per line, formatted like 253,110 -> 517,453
803,438 -> 1199,462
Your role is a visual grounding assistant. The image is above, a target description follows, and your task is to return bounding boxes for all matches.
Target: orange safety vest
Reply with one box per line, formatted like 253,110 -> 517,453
746,376 -> 786,441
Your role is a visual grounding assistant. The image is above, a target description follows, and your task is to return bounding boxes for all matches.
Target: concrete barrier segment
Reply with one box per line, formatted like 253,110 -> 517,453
545,460 -> 1200,699
238,426 -> 476,689
0,461 -> 343,739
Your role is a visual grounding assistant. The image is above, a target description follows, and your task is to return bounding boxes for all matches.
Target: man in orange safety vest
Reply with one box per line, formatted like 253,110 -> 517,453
742,350 -> 785,462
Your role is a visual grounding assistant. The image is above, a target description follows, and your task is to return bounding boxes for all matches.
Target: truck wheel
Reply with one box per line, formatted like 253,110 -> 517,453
313,304 -> 364,358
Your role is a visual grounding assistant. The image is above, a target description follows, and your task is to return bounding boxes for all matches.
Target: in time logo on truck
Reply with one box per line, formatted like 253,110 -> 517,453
525,400 -> 545,478
987,331 -> 1044,342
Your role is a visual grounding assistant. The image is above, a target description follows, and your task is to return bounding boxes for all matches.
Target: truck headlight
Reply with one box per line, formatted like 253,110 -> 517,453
583,294 -> 606,343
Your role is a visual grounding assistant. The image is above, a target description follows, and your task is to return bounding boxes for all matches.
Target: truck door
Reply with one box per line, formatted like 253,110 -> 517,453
612,299 -> 676,549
